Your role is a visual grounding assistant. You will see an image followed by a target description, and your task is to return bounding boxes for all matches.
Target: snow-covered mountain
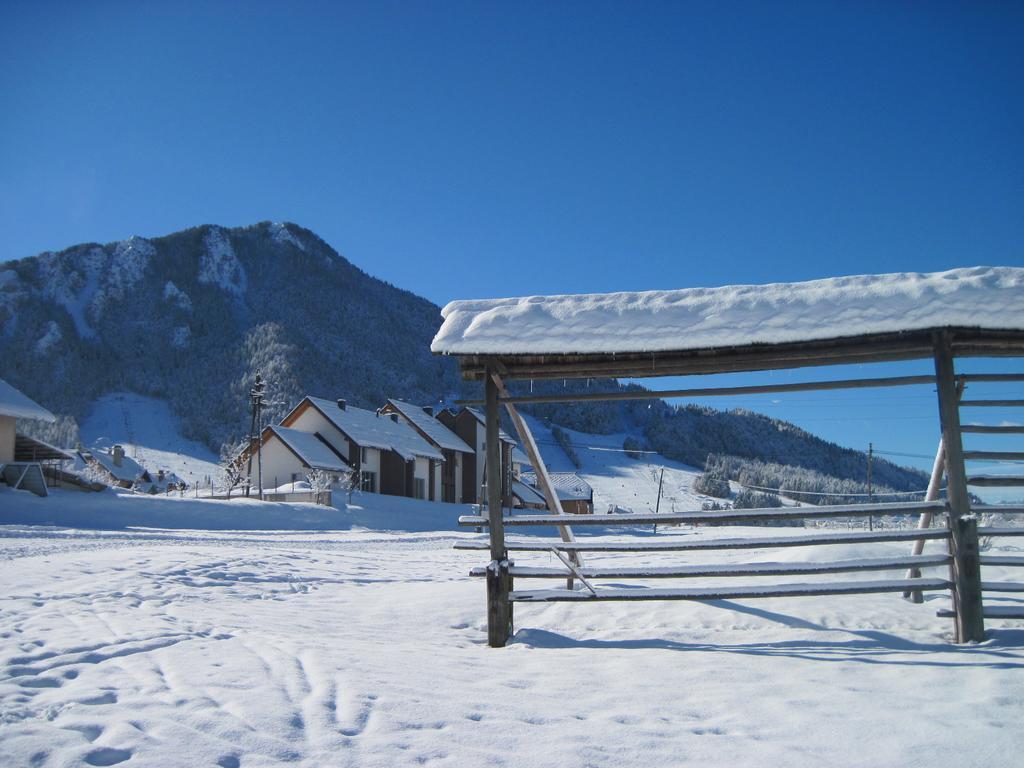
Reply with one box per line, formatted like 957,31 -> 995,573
1,222 -> 458,449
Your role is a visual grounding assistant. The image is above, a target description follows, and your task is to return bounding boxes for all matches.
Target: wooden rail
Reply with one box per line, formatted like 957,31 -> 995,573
510,578 -> 951,603
458,501 -> 943,528
470,554 -> 951,580
454,528 -> 951,553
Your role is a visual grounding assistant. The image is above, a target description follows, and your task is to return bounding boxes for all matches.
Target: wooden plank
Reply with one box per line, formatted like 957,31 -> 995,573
959,374 -> 1024,383
509,578 -> 951,603
458,374 -> 937,407
937,606 -> 1024,619
980,556 -> 1024,567
453,328 -> 1024,382
981,582 -> 1024,592
963,451 -> 1024,461
933,331 -> 985,643
458,501 -> 944,528
469,554 -> 951,580
972,505 -> 1024,515
967,476 -> 1024,487
453,528 -> 951,552
977,527 -> 1024,537
961,425 -> 1024,434
960,400 -> 1024,408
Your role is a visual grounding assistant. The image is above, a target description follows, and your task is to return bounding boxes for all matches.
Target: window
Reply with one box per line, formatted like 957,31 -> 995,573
361,447 -> 368,464
360,471 -> 376,493
414,478 -> 426,500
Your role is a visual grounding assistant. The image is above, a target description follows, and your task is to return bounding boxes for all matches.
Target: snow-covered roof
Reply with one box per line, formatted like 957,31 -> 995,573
385,399 -> 473,453
520,472 -> 593,501
88,448 -> 149,483
305,397 -> 444,461
0,378 -> 56,422
267,426 -> 351,472
512,480 -> 546,506
511,447 -> 530,466
431,266 -> 1024,356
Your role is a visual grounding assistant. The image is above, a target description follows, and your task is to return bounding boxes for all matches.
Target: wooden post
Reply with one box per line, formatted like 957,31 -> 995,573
932,331 -> 984,643
485,367 -> 510,647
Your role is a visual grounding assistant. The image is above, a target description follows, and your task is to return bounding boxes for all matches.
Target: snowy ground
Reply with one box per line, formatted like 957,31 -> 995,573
2,514 -> 1024,767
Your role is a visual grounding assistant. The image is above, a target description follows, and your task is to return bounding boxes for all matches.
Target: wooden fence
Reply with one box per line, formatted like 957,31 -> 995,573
454,341 -> 1024,647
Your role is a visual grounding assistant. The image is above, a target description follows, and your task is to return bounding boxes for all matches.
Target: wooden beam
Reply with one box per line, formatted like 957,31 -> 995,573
509,578 -> 951,603
470,554 -> 951,580
484,367 -> 509,647
933,331 -> 985,643
453,528 -> 951,552
450,328 -> 1024,382
458,500 -> 943,527
456,374 -> 937,407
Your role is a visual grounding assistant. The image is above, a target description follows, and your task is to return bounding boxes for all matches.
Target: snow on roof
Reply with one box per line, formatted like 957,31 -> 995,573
431,266 -> 1024,356
89,448 -> 149,483
267,426 -> 351,472
511,447 -> 530,466
306,397 -> 444,461
0,378 -> 56,422
385,400 -> 473,453
511,480 -> 546,506
521,472 -> 593,501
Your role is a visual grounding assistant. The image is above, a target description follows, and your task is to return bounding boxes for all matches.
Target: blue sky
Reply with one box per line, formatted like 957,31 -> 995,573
2,1 -> 1021,484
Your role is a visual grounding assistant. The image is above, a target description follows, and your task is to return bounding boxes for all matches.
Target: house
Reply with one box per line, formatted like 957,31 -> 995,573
279,397 -> 444,500
0,378 -> 56,464
378,399 -> 474,503
436,407 -> 529,506
83,444 -> 152,490
519,471 -> 594,514
250,424 -> 352,489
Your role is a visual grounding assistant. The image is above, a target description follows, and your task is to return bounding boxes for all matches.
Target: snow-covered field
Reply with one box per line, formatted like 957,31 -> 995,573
2,510 -> 1024,767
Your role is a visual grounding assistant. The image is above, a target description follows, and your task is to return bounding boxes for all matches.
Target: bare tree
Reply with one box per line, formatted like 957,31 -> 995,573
218,439 -> 247,498
306,468 -> 333,505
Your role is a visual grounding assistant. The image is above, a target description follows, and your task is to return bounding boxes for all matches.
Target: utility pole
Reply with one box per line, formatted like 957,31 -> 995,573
653,467 -> 665,534
245,372 -> 266,499
867,442 -> 874,531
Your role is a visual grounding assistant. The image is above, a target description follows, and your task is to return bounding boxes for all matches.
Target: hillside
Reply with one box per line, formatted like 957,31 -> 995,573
1,221 -> 927,494
0,222 -> 459,448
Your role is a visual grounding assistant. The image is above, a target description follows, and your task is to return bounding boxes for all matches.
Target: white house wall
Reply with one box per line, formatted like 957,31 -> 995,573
258,437 -> 308,491
288,406 -> 352,460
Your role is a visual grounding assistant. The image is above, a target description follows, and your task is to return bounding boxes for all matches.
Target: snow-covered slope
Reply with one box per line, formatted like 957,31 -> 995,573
522,415 -> 739,514
80,393 -> 220,486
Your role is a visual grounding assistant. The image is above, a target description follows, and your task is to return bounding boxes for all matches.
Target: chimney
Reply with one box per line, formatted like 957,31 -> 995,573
112,445 -> 125,467
337,399 -> 347,410
422,406 -> 434,417
390,414 -> 399,423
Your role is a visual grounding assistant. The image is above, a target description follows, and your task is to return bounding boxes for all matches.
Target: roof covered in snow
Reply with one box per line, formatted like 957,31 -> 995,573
305,398 -> 444,461
520,472 -> 593,501
461,407 -> 517,445
266,426 -> 351,472
431,267 -> 1024,356
88,448 -> 149,483
0,378 -> 56,422
385,400 -> 473,453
